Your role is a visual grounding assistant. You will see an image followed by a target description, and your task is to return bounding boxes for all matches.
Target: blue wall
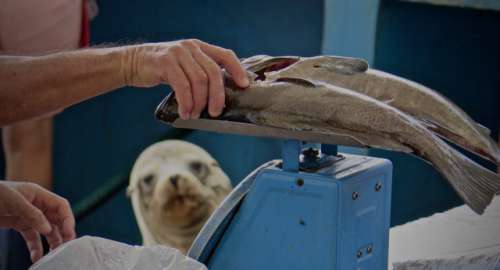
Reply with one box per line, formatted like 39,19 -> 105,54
53,0 -> 324,244
372,0 -> 500,226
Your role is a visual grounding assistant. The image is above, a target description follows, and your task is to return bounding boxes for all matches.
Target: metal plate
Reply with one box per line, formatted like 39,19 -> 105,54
155,95 -> 366,147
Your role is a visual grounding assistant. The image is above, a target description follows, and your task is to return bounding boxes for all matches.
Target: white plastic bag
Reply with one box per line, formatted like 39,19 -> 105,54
29,236 -> 207,270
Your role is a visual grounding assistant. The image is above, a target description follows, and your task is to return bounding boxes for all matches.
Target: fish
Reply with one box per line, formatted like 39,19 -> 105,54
158,71 -> 500,214
256,55 -> 500,164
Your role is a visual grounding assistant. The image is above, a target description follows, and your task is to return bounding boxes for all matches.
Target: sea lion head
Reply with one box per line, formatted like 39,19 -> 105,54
128,140 -> 232,252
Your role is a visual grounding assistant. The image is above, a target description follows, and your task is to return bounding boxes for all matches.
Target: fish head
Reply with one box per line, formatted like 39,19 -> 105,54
265,55 -> 369,82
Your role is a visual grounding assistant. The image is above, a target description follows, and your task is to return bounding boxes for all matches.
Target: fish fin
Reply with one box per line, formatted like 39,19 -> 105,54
443,147 -> 500,214
475,122 -> 492,136
241,55 -> 270,63
420,119 -> 499,164
382,98 -> 396,106
317,127 -> 414,154
275,77 -> 316,88
322,56 -> 369,75
219,110 -> 253,123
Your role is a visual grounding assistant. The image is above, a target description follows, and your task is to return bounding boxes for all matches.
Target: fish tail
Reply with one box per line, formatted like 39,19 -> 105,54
436,143 -> 500,214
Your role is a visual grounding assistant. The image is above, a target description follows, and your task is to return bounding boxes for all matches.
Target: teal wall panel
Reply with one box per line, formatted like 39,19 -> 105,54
51,0 -> 324,244
322,0 -> 380,64
322,0 -> 381,156
373,0 -> 500,226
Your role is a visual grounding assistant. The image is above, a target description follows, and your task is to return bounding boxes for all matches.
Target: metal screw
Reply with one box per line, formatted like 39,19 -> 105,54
356,250 -> 363,258
352,192 -> 359,200
375,181 -> 382,192
367,245 -> 373,254
296,178 -> 304,187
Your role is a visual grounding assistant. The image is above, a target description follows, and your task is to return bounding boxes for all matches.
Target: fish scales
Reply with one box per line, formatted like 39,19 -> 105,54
158,55 -> 500,214
263,55 -> 500,164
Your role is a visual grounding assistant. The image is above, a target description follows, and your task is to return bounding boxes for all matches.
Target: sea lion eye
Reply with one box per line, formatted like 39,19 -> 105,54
142,174 -> 155,185
189,161 -> 209,183
138,174 -> 156,200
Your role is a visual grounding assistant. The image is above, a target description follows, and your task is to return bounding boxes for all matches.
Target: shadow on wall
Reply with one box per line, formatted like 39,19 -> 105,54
49,0 -> 324,244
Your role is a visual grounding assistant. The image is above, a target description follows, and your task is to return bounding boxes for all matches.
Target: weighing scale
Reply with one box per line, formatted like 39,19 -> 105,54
156,95 -> 393,270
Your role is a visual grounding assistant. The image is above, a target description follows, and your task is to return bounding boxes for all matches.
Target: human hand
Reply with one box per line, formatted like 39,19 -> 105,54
121,39 -> 250,119
0,181 -> 75,262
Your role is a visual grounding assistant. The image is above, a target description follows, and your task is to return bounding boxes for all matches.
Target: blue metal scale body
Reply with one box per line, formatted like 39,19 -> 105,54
189,140 -> 393,270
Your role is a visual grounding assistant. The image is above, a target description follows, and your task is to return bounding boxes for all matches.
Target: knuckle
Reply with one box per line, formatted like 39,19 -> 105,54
61,198 -> 71,209
190,38 -> 201,45
25,182 -> 41,190
168,45 -> 183,55
184,101 -> 194,111
216,90 -> 226,100
179,40 -> 192,47
208,66 -> 222,79
180,39 -> 199,48
30,209 -> 44,221
195,72 -> 208,85
223,49 -> 237,58
177,80 -> 191,92
162,54 -> 173,65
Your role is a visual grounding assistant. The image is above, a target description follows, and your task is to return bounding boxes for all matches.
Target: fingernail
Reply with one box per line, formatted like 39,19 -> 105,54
30,251 -> 40,262
191,112 -> 200,119
241,77 -> 250,87
41,222 -> 52,234
209,109 -> 222,118
179,111 -> 189,120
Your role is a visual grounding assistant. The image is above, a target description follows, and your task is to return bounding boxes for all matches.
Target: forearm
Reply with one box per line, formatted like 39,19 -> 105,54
0,48 -> 127,126
0,40 -> 249,126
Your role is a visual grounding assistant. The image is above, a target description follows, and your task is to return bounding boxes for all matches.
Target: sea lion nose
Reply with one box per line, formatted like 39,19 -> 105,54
170,174 -> 180,189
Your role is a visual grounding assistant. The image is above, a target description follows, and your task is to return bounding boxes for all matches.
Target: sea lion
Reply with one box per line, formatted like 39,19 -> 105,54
128,140 -> 232,253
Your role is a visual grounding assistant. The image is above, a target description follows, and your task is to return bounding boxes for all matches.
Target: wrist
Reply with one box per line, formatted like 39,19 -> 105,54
118,43 -> 165,88
117,45 -> 138,87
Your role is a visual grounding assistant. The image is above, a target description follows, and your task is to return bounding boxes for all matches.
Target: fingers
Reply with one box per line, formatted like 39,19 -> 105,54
32,187 -> 76,243
160,39 -> 246,119
46,210 -> 75,243
164,56 -> 193,120
197,41 -> 249,88
185,43 -> 225,117
12,190 -> 52,235
175,46 -> 208,119
20,229 -> 43,263
60,215 -> 76,242
44,222 -> 63,251
0,217 -> 43,262
0,182 -> 75,262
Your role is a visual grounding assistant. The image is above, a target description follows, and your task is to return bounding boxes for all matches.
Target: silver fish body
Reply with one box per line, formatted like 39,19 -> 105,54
160,76 -> 500,214
259,55 -> 500,164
